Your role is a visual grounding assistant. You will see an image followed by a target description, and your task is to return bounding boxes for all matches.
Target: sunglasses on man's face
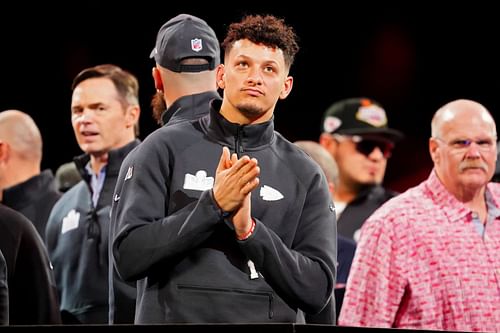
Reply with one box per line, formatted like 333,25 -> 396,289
333,134 -> 394,158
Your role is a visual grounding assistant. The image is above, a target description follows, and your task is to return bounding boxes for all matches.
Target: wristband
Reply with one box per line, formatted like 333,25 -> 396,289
221,209 -> 232,219
237,219 -> 256,241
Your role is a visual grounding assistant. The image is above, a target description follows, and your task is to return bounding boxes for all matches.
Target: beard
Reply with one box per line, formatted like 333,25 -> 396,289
151,92 -> 167,125
236,102 -> 265,120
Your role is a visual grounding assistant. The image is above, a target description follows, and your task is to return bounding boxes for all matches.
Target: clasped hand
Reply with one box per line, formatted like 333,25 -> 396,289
213,147 -> 260,236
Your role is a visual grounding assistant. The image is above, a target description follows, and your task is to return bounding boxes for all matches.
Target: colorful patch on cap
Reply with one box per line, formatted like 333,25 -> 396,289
191,38 -> 203,52
323,116 -> 342,133
355,104 -> 387,127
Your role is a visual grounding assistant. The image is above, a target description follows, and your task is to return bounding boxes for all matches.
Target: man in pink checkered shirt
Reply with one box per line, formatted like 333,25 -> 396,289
339,99 -> 500,332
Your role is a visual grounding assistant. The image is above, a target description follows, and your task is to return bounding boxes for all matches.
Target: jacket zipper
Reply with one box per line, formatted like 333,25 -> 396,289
235,126 -> 244,157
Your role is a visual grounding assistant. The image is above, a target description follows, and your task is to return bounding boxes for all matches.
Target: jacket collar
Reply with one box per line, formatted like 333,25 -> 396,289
201,99 -> 275,151
73,139 -> 141,182
2,169 -> 58,208
161,91 -> 221,125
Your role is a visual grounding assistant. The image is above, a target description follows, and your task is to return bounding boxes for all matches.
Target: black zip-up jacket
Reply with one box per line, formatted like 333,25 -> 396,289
111,101 -> 337,324
45,139 -> 140,324
2,169 -> 61,241
108,91 -> 221,324
0,204 -> 61,325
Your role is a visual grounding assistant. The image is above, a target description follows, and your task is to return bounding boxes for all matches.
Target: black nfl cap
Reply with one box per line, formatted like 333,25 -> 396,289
150,14 -> 220,73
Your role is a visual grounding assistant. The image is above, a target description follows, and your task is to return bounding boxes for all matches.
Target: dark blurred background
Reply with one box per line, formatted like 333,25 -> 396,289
1,3 -> 498,192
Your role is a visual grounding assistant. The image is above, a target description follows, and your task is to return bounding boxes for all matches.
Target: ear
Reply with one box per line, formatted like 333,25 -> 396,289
319,133 -> 336,150
0,141 -> 10,164
152,67 -> 163,92
429,137 -> 439,164
125,105 -> 140,129
216,64 -> 225,89
279,76 -> 293,100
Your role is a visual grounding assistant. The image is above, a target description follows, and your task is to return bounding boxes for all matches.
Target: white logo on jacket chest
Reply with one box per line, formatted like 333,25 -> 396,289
259,185 -> 284,201
61,209 -> 80,234
183,170 -> 214,191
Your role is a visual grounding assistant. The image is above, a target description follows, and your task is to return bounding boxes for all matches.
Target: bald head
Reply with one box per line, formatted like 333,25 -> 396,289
0,110 -> 42,163
294,140 -> 339,186
431,99 -> 497,139
429,99 -> 498,199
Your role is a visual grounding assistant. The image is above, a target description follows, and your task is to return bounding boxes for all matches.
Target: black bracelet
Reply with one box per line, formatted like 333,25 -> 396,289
221,210 -> 232,219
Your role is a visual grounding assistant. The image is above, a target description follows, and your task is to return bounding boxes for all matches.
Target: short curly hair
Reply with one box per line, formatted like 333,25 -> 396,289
222,14 -> 299,70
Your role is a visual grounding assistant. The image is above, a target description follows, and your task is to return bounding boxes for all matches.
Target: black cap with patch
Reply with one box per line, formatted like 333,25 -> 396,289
321,97 -> 404,143
150,14 -> 220,73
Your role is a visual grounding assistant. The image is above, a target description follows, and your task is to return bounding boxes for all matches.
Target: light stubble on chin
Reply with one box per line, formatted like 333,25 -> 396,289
236,103 -> 264,119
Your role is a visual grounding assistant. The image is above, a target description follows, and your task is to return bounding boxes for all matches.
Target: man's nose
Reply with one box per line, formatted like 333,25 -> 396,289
246,68 -> 263,85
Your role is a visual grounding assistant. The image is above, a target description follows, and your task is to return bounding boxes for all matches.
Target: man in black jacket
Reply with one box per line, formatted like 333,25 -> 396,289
111,14 -> 336,324
319,97 -> 403,242
45,64 -> 141,324
108,14 -> 222,324
0,110 -> 61,241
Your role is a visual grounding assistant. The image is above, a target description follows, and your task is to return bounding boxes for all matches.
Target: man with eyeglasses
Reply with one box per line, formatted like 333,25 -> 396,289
339,99 -> 500,331
319,97 -> 403,242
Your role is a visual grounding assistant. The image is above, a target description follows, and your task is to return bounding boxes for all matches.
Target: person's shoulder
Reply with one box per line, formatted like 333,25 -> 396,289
366,183 -> 425,223
142,118 -> 201,146
274,133 -> 311,158
487,181 -> 500,200
0,204 -> 39,237
49,181 -> 86,215
0,204 -> 27,224
277,136 -> 323,172
380,186 -> 399,198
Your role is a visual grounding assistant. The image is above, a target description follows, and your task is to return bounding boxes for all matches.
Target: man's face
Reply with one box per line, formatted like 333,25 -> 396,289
219,39 -> 292,124
431,111 -> 497,193
330,134 -> 392,187
71,77 -> 133,156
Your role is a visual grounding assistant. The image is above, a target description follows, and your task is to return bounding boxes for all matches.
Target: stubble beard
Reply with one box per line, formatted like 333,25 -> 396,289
236,102 -> 265,120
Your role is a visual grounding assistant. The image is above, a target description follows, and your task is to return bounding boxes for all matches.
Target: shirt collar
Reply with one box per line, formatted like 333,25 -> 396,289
426,169 -> 500,223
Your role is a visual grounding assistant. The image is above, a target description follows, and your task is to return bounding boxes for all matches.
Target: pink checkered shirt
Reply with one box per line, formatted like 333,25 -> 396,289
339,170 -> 500,332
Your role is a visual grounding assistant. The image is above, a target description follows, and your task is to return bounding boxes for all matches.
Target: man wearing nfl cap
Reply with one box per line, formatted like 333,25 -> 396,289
149,13 -> 221,126
108,14 -> 221,324
319,97 -> 403,242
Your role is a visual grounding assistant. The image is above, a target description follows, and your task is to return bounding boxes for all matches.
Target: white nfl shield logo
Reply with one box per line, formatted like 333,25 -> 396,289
191,38 -> 203,52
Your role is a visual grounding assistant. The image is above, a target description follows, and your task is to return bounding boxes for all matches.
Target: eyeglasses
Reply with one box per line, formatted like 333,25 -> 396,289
333,134 -> 394,158
433,137 -> 496,152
